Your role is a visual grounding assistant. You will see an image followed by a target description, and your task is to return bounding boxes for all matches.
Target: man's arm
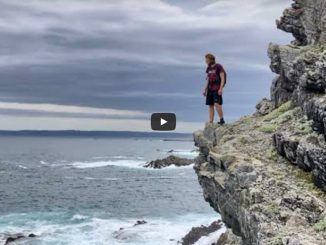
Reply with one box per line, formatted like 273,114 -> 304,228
203,78 -> 209,96
218,72 -> 225,95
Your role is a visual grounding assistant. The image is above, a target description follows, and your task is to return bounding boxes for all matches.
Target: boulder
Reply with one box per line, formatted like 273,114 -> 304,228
255,98 -> 274,115
143,155 -> 193,169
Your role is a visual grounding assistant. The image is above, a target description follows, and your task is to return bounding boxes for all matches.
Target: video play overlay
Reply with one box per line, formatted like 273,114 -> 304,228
151,113 -> 176,131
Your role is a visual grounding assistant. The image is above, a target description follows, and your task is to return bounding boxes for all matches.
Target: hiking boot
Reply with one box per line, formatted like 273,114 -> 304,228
217,118 -> 225,125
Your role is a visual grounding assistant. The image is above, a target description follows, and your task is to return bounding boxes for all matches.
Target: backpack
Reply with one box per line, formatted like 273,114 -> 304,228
207,64 -> 227,90
222,68 -> 227,87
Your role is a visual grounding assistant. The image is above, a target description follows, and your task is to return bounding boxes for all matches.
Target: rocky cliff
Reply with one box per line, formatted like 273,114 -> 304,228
193,0 -> 326,244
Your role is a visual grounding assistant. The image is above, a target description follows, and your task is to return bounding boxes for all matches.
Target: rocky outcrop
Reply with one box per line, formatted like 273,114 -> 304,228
193,1 -> 326,244
194,120 -> 326,244
133,220 -> 147,226
143,155 -> 193,169
180,220 -> 223,245
267,0 -> 326,189
4,234 -> 37,244
273,130 -> 326,191
255,98 -> 273,116
277,0 -> 326,45
113,221 -> 148,241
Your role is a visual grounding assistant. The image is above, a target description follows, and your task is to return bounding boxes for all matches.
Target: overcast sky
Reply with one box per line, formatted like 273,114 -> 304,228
0,0 -> 291,132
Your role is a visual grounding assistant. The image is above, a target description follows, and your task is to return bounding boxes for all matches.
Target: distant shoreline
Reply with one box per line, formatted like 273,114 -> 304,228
0,130 -> 192,139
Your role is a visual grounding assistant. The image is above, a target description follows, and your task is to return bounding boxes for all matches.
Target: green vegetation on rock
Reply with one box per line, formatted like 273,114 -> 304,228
265,202 -> 280,215
266,148 -> 278,161
314,217 -> 326,232
259,124 -> 278,133
263,101 -> 293,121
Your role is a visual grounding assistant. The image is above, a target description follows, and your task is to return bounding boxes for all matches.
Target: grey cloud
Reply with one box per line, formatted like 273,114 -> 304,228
0,0 -> 291,128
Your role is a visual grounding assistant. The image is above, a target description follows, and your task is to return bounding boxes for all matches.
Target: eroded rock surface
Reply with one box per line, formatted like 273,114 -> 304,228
277,0 -> 326,45
194,118 -> 326,244
267,0 -> 326,189
193,1 -> 326,244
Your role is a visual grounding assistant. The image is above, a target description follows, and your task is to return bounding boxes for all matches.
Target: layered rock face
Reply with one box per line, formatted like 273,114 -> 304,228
268,0 -> 326,190
194,115 -> 326,244
193,0 -> 326,244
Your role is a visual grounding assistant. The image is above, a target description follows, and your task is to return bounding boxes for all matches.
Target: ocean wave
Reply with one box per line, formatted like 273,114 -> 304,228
91,156 -> 145,160
66,159 -> 193,170
69,159 -> 146,169
166,149 -> 199,158
71,214 -> 89,221
151,164 -> 195,170
83,177 -> 120,181
0,212 -> 223,245
194,226 -> 227,245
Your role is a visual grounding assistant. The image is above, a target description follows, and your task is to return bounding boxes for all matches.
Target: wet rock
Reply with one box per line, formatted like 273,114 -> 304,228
5,234 -> 37,244
133,220 -> 147,226
143,155 -> 193,169
113,220 -> 149,241
113,226 -> 142,241
180,220 -> 222,245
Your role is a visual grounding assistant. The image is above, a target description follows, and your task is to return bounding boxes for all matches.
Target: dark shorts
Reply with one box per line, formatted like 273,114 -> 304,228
206,90 -> 223,106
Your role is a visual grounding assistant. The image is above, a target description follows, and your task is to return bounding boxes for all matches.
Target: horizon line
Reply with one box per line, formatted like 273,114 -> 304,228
0,130 -> 192,138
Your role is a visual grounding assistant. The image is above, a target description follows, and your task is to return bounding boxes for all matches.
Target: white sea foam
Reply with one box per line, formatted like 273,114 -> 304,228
157,164 -> 194,170
166,149 -> 199,158
71,214 -> 88,221
17,165 -> 27,169
68,159 -> 193,170
92,155 -> 144,160
194,226 -> 227,245
103,177 -> 120,181
0,212 -> 224,245
69,159 -> 146,169
84,177 -> 120,181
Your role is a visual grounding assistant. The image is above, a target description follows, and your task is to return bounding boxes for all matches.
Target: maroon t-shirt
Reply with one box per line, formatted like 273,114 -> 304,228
206,63 -> 225,91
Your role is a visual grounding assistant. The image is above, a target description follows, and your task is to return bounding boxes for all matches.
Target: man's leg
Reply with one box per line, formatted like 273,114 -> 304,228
209,105 -> 214,123
215,104 -> 224,119
214,93 -> 225,124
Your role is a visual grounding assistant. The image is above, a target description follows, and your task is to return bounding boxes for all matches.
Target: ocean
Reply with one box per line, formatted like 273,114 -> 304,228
0,135 -> 223,245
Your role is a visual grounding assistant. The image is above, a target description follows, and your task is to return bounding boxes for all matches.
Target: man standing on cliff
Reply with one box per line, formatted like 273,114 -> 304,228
203,53 -> 226,125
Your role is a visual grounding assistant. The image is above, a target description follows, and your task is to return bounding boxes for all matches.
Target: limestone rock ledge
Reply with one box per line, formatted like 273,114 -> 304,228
194,119 -> 326,245
192,1 -> 326,243
267,0 -> 326,190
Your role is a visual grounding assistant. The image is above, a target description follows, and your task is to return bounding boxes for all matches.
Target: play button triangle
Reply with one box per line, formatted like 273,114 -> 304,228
160,118 -> 168,126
